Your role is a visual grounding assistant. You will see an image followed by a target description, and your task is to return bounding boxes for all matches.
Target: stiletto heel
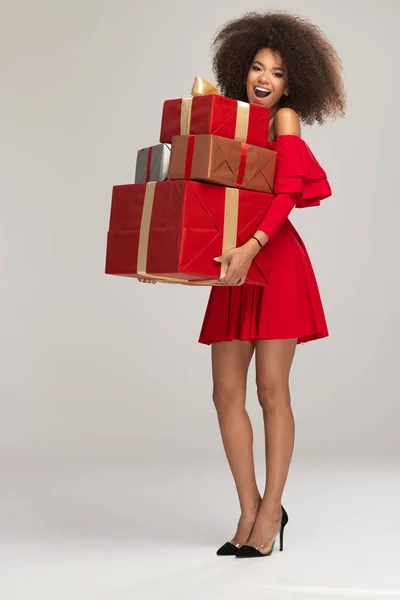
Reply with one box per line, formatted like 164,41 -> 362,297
280,505 -> 288,551
235,504 -> 288,559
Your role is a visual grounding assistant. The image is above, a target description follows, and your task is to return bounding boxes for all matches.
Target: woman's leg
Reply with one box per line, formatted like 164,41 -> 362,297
245,338 -> 297,552
212,340 -> 262,545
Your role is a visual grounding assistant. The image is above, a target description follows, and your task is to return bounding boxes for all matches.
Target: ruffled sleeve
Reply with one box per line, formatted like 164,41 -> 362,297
272,135 -> 332,208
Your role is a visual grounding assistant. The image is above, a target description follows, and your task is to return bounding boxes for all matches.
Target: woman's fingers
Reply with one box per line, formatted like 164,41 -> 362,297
220,271 -> 246,286
220,267 -> 235,286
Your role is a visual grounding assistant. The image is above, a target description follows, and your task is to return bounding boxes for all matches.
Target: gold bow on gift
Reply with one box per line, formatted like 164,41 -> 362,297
191,77 -> 219,96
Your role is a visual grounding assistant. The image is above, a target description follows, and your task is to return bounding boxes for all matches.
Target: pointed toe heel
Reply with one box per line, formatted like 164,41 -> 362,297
235,540 -> 275,558
216,541 -> 240,556
235,504 -> 289,559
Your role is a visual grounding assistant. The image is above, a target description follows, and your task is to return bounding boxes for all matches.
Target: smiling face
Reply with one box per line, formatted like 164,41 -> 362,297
246,48 -> 289,113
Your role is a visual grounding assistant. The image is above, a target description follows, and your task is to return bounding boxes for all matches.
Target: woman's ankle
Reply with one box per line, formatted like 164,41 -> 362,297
240,496 -> 262,517
258,498 -> 283,519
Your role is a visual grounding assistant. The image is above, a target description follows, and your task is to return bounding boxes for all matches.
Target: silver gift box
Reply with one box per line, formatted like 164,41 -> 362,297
134,143 -> 171,183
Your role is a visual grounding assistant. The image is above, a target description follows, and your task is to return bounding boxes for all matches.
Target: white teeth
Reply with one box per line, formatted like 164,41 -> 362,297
255,86 -> 271,92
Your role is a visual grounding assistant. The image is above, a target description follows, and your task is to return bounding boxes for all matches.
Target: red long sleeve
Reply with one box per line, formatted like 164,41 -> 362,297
257,192 -> 299,241
255,135 -> 332,241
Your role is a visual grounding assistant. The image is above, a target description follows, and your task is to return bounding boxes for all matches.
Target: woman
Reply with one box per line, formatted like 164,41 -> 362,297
141,11 -> 346,558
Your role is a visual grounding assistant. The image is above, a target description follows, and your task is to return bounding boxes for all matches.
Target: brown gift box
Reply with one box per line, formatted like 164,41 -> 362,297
168,134 -> 276,193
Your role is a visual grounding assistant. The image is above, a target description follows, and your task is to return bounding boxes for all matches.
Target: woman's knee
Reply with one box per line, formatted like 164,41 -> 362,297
212,384 -> 246,414
256,378 -> 290,412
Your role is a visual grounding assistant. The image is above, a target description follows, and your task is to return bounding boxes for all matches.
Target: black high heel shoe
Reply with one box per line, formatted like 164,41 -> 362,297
235,505 -> 288,559
216,541 -> 241,556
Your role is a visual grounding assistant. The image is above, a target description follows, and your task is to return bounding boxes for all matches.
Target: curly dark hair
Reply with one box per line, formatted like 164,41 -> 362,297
211,11 -> 346,126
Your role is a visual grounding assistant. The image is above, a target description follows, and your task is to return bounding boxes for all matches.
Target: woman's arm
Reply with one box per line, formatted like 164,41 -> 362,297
215,109 -> 303,284
243,108 -> 302,256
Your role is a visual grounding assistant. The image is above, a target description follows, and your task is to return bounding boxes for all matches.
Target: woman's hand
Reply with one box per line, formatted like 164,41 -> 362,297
138,277 -> 157,284
214,238 -> 262,286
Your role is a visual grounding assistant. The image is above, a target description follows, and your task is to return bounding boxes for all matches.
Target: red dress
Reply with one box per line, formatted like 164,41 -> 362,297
198,134 -> 332,346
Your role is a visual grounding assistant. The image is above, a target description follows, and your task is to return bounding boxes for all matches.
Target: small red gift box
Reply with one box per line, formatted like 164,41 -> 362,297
159,95 -> 270,149
105,180 -> 273,285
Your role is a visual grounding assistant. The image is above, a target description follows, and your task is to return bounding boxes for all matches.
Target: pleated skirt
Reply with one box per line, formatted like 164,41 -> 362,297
198,220 -> 329,345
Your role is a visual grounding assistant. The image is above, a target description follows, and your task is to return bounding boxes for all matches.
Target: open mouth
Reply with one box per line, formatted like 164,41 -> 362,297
254,86 -> 271,99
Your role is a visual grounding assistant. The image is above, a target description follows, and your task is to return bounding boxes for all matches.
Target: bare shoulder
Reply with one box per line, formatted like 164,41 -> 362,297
273,108 -> 301,138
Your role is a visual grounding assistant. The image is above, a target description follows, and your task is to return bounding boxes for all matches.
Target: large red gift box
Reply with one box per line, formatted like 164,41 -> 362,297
159,95 -> 270,149
105,180 -> 273,285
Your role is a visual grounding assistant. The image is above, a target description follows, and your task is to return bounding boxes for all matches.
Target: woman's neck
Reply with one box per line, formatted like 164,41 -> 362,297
269,104 -> 280,119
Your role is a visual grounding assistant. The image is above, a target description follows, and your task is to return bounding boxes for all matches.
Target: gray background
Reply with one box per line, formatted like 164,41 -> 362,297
1,0 -> 399,472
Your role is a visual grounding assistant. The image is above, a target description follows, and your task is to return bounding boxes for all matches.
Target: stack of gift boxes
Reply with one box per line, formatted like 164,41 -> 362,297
105,78 -> 277,285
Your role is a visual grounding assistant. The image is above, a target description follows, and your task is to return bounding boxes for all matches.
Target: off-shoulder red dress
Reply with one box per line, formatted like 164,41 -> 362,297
198,135 -> 332,346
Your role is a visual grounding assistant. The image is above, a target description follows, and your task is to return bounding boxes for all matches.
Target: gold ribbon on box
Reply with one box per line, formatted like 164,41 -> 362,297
137,182 -> 239,285
179,77 -> 250,143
